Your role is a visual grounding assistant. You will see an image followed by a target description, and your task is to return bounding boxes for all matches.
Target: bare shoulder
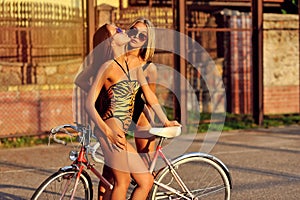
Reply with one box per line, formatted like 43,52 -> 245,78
147,62 -> 157,72
102,59 -> 114,68
144,62 -> 157,79
94,59 -> 115,78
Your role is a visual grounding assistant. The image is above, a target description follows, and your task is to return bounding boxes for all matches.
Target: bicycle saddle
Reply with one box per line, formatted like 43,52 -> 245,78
149,126 -> 182,138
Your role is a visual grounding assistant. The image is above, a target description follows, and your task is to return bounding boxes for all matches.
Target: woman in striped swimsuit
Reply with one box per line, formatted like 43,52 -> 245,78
84,24 -> 180,200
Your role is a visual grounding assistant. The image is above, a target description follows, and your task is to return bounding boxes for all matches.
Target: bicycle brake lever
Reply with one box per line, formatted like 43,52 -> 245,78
53,134 -> 67,145
49,127 -> 70,145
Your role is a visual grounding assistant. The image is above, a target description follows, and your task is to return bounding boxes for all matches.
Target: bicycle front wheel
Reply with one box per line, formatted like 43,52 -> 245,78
150,154 -> 231,200
31,168 -> 93,200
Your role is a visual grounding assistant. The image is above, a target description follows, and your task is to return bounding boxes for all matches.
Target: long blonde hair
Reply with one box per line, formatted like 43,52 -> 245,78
128,17 -> 155,61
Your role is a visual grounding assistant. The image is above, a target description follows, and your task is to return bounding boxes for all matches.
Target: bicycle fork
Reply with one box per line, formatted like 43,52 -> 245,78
58,165 -> 84,200
60,147 -> 87,200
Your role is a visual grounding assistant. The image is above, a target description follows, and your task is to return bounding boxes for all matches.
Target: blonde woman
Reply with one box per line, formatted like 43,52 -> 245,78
127,17 -> 158,165
97,18 -> 160,200
84,23 -> 180,200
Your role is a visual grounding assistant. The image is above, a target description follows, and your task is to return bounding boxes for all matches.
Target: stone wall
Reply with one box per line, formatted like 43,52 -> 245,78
0,59 -> 82,137
263,13 -> 299,114
0,58 -> 82,86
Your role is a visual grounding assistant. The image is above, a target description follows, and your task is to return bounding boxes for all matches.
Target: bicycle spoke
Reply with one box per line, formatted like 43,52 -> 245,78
191,185 -> 226,198
150,155 -> 230,200
31,170 -> 92,200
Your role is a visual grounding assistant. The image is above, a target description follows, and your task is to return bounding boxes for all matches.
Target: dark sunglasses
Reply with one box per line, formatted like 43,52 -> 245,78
126,28 -> 148,42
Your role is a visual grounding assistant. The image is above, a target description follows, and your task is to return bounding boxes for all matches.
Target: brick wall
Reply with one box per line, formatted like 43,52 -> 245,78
227,13 -> 299,114
263,14 -> 299,114
264,85 -> 299,114
0,86 -> 74,137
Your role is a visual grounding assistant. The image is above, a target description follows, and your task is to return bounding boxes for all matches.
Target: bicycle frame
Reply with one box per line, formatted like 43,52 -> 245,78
63,135 -> 194,200
60,145 -> 113,199
149,137 -> 195,200
45,124 -> 231,200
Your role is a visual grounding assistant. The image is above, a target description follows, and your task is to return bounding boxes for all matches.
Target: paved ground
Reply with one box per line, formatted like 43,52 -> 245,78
0,125 -> 300,199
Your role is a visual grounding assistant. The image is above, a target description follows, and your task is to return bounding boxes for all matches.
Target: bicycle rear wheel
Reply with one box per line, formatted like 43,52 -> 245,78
31,168 -> 93,200
150,154 -> 231,200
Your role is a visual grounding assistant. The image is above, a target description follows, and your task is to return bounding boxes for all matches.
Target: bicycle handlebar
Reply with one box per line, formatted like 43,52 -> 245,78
48,123 -> 105,163
90,142 -> 104,164
48,123 -> 182,165
49,123 -> 89,146
50,124 -> 81,134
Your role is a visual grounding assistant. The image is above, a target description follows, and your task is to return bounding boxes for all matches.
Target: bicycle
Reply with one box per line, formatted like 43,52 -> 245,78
31,122 -> 232,200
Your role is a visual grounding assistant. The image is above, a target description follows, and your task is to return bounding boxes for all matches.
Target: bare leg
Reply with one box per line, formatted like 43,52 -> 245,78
126,142 -> 154,200
98,164 -> 113,200
97,130 -> 134,200
130,172 -> 154,200
110,168 -> 131,200
95,128 -> 114,200
96,126 -> 153,200
135,130 -> 156,166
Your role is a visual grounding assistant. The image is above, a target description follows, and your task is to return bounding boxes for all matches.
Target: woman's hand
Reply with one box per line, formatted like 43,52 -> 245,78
106,129 -> 126,150
164,120 -> 181,127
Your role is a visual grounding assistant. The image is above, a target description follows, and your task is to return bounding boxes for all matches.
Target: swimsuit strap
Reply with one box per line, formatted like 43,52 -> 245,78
142,61 -> 152,71
113,59 -> 131,81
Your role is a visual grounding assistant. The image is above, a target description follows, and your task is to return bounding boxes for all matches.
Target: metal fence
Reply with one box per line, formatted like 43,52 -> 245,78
0,1 -> 84,64
116,6 -> 173,28
186,10 -> 252,114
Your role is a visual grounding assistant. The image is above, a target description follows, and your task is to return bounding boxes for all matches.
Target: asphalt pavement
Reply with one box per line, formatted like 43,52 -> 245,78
0,125 -> 299,199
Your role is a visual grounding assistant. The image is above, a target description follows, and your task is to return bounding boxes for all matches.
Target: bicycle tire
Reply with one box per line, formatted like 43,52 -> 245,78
149,154 -> 231,200
31,168 -> 93,200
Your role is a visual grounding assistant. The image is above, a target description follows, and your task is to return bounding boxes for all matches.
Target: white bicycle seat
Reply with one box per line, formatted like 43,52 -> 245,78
149,126 -> 182,138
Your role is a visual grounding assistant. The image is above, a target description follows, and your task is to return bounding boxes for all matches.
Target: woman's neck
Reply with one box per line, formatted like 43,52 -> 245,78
127,48 -> 140,58
112,45 -> 126,60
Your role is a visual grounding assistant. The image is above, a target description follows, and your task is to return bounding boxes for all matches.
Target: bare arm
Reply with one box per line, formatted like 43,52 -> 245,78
85,61 -> 126,149
137,67 -> 180,127
146,63 -> 158,93
142,63 -> 158,123
74,63 -> 96,92
75,57 -> 103,92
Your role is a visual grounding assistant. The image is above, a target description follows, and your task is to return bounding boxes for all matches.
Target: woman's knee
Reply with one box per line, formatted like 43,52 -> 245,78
114,174 -> 131,189
137,174 -> 154,190
146,174 -> 154,188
